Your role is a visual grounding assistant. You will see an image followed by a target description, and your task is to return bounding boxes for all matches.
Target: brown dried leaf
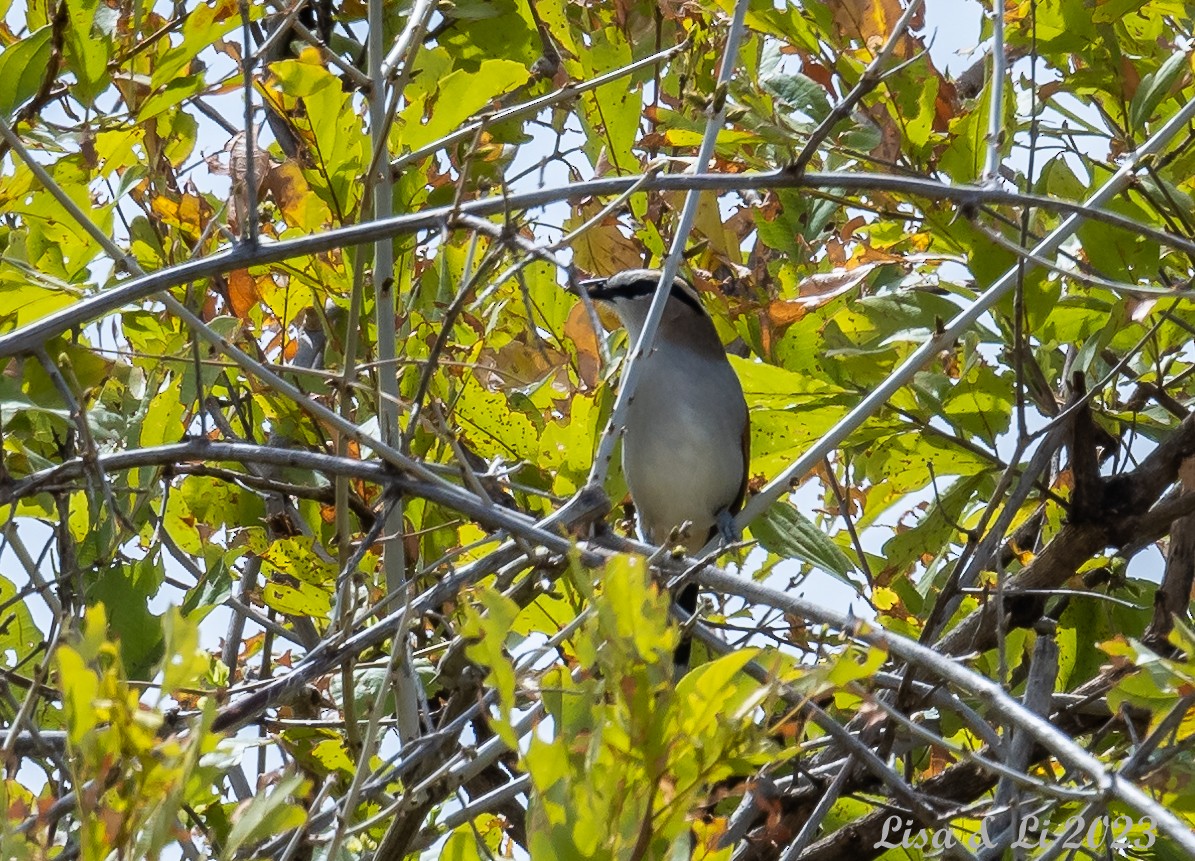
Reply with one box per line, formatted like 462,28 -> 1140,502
227,131 -> 270,194
563,300 -> 603,390
830,0 -> 917,57
863,101 -> 903,162
227,131 -> 273,231
766,299 -> 808,329
825,237 -> 847,266
856,245 -> 905,265
693,190 -> 739,263
839,215 -> 868,242
262,159 -> 316,226
924,744 -> 951,778
568,203 -> 644,276
796,263 -> 875,306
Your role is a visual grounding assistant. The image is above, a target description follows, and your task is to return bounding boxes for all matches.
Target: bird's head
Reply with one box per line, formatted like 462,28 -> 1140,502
575,269 -> 710,344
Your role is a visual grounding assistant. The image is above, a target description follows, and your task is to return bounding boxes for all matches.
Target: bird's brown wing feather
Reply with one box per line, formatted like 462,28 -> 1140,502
732,409 -> 750,515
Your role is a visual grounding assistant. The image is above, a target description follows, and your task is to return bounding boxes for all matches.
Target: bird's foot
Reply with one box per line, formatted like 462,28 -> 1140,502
715,509 -> 741,546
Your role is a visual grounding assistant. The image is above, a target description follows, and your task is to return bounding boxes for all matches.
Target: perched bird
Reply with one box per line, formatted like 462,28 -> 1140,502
580,269 -> 750,667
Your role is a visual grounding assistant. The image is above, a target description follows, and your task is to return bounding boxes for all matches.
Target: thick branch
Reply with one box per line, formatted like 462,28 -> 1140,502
1142,461 -> 1195,654
687,563 -> 1195,855
937,411 -> 1195,657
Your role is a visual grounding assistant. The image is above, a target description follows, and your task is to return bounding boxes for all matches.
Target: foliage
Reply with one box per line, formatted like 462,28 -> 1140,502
1,0 -> 1195,859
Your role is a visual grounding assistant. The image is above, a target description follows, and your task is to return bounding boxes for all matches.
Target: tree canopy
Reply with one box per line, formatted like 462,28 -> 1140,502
3,0 -> 1195,859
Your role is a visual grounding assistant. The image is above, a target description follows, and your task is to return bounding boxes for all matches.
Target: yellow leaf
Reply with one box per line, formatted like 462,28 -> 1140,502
55,645 -> 100,744
872,586 -> 899,610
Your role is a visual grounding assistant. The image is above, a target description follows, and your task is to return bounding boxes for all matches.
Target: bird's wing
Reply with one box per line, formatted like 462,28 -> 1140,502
732,409 -> 751,515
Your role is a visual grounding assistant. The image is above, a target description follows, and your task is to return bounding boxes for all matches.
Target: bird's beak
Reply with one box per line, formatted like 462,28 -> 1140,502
570,277 -> 607,296
569,278 -> 619,329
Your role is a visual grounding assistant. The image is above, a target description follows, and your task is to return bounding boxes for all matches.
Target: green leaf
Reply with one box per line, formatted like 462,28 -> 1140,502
1092,0 -> 1150,22
450,377 -> 542,462
257,536 -> 336,619
55,644 -> 100,744
63,0 -> 111,105
939,80 -> 990,183
0,573 -> 42,661
139,382 -> 187,447
160,608 -> 209,696
0,26 -> 53,118
220,772 -> 308,860
136,74 -> 206,122
442,818 -> 508,861
152,2 -> 243,88
886,58 -> 941,150
751,501 -> 854,580
762,72 -> 831,122
673,648 -> 759,733
402,58 -> 529,151
598,554 -> 672,665
180,555 -> 234,616
938,361 -> 1013,446
329,666 -> 396,718
1129,49 -> 1188,131
87,558 -> 165,680
1076,192 -> 1159,285
715,0 -> 822,52
440,824 -> 490,861
0,385 -> 71,429
0,278 -> 80,332
270,54 -> 341,97
825,644 -> 887,687
463,589 -> 522,747
309,738 -> 354,774
578,29 -> 639,167
838,109 -> 883,152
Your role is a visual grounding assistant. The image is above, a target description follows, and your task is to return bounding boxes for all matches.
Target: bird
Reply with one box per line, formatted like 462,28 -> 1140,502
579,268 -> 750,668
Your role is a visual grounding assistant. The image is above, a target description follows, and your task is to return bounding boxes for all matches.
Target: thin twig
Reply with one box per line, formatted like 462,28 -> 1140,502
238,0 -> 259,243
792,0 -> 927,174
587,0 -> 751,489
982,0 -> 1007,184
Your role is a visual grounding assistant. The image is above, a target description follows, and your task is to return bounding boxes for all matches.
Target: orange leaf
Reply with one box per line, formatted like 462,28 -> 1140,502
226,269 -> 260,319
564,300 -> 603,390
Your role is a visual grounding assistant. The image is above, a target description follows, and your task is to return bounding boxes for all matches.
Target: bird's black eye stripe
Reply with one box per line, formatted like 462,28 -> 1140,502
584,276 -> 705,315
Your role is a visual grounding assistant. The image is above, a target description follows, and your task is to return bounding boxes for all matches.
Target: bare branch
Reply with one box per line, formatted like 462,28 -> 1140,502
7,169 -> 1195,361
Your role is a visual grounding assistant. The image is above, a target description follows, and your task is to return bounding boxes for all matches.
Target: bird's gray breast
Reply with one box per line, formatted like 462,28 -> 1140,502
621,346 -> 746,548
